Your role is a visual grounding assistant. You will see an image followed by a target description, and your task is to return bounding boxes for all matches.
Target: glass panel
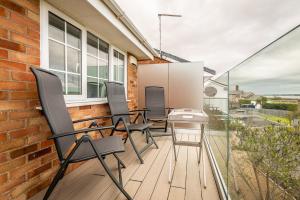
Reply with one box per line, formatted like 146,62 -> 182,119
99,60 -> 108,79
87,77 -> 98,98
206,26 -> 300,200
49,12 -> 65,42
113,65 -> 118,81
99,39 -> 109,60
67,74 -> 81,95
113,50 -> 119,81
98,79 -> 106,98
67,23 -> 81,48
118,66 -> 124,83
50,70 -> 66,94
67,47 -> 81,73
49,40 -> 65,71
87,32 -> 98,56
87,55 -> 98,77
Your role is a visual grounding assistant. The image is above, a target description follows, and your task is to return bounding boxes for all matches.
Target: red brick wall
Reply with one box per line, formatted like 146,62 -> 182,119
138,56 -> 170,65
0,1 -> 139,199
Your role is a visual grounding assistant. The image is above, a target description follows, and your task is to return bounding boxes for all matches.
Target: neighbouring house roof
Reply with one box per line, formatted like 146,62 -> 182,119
154,49 -> 216,75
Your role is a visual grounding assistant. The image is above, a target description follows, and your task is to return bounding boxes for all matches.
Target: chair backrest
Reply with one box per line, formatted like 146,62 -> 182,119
145,86 -> 166,118
31,67 -> 76,161
105,82 -> 130,124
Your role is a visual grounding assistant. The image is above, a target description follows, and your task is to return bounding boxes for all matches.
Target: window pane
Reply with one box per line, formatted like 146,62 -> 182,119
50,70 -> 66,94
98,80 -> 106,98
87,32 -> 98,56
99,39 -> 109,60
99,60 -> 108,79
67,74 -> 81,95
87,56 -> 98,77
67,47 -> 81,73
67,23 -> 81,48
118,67 -> 124,83
49,12 -> 65,42
87,77 -> 98,98
49,40 -> 65,71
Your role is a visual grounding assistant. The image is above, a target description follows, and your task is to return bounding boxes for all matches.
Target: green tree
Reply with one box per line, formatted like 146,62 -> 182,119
236,126 -> 300,199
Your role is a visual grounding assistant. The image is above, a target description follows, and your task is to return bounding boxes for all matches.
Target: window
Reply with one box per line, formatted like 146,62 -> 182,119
87,32 -> 109,98
48,12 -> 82,95
41,3 -> 128,103
113,50 -> 125,83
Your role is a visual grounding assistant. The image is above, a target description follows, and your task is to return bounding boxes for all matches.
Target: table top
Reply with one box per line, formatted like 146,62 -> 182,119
168,108 -> 209,123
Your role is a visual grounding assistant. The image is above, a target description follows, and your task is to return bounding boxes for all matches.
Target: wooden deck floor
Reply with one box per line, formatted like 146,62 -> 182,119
30,130 -> 220,200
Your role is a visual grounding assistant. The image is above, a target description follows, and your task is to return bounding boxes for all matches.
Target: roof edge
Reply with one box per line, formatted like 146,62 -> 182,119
102,0 -> 158,59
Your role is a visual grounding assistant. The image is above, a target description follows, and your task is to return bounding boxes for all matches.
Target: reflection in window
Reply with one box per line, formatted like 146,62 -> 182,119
48,12 -> 82,95
87,32 -> 109,98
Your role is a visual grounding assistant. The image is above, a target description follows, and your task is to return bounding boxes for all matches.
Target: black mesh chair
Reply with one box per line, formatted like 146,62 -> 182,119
145,86 -> 172,135
31,67 -> 132,200
105,82 -> 158,164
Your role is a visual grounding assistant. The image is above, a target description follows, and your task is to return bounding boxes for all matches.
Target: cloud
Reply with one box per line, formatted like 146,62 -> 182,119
115,0 -> 300,75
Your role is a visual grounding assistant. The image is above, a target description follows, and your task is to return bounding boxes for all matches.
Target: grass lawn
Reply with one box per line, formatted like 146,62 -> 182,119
259,113 -> 290,125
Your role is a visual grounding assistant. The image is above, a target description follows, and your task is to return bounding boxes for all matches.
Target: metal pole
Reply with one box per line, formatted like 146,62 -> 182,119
159,15 -> 162,58
158,13 -> 182,59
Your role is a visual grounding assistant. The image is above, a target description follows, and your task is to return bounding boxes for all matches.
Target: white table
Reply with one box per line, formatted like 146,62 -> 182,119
168,108 -> 209,188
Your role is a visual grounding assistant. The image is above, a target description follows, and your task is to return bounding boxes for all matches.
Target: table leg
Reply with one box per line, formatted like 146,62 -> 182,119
171,122 -> 177,161
199,123 -> 207,189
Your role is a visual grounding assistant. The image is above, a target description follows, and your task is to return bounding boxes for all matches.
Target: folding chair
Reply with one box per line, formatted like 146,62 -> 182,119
31,67 -> 132,200
105,82 -> 158,164
145,86 -> 172,136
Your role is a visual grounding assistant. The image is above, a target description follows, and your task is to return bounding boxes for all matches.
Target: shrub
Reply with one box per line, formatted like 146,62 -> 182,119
239,99 -> 251,104
262,103 -> 298,111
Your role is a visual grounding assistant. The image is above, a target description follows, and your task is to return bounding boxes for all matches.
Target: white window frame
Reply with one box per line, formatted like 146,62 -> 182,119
40,1 -> 127,103
110,46 -> 128,94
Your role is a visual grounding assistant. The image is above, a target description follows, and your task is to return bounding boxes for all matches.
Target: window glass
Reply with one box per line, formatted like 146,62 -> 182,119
87,77 -> 98,98
87,32 -> 109,98
87,56 -> 98,77
68,74 -> 81,94
49,40 -> 65,71
67,47 -> 81,73
49,13 -> 65,42
99,39 -> 109,60
113,50 -> 125,83
67,23 -> 81,48
48,12 -> 82,95
87,32 -> 98,56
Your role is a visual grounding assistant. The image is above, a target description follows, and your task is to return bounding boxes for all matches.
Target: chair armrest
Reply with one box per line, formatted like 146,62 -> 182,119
165,107 -> 174,110
72,115 -> 113,123
112,113 -> 135,117
129,108 -> 150,113
48,125 -> 115,140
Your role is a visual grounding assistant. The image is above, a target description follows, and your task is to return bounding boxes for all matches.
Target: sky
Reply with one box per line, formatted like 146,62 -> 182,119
115,0 -> 300,75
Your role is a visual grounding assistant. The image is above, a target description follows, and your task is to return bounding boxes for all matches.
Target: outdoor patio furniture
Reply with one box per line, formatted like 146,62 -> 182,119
105,82 -> 158,164
145,86 -> 173,136
168,108 -> 208,188
31,67 -> 132,200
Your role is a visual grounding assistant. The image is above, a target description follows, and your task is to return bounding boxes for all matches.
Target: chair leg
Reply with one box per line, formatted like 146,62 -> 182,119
164,120 -> 168,132
113,153 -> 126,168
89,140 -> 133,200
127,132 -> 144,164
43,162 -> 69,200
147,128 -> 159,149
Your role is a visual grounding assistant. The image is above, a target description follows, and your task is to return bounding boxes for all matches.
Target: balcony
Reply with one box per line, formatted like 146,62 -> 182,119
205,25 -> 300,200
29,131 -> 220,200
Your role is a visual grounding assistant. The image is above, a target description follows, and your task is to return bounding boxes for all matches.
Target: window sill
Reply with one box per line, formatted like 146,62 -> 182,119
35,99 -> 131,110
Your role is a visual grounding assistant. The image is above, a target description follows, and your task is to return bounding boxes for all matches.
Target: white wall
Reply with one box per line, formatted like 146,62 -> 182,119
138,62 -> 204,110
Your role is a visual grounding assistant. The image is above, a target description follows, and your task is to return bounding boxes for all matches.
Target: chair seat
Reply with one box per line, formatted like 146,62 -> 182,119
70,136 -> 124,162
